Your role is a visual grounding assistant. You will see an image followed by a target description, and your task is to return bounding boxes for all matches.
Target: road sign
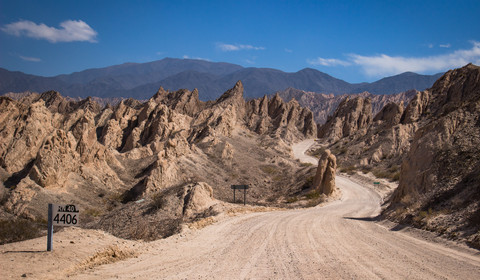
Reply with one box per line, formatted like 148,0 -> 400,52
373,182 -> 380,185
231,185 -> 249,205
231,185 -> 249,190
52,204 -> 80,226
47,203 -> 80,251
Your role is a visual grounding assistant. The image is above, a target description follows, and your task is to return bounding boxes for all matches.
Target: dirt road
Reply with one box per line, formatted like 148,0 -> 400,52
68,140 -> 480,279
292,138 -> 317,165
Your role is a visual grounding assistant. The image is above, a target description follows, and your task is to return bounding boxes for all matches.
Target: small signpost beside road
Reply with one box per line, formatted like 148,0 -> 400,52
47,203 -> 80,251
373,182 -> 380,185
231,185 -> 249,205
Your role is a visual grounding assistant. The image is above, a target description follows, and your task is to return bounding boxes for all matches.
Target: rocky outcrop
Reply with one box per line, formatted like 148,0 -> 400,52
400,90 -> 430,124
181,182 -> 216,217
318,96 -> 372,142
28,129 -> 79,188
392,64 -> 480,203
312,149 -> 337,195
385,63 -> 480,247
151,87 -> 204,117
94,181 -> 219,240
1,80 -> 319,221
246,93 -> 317,141
276,88 -> 415,124
373,102 -> 404,126
0,99 -> 55,174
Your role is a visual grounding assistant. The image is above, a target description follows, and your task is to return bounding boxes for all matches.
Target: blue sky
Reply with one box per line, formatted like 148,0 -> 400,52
1,0 -> 479,83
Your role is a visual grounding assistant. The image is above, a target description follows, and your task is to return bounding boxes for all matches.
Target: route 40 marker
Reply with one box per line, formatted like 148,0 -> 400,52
47,203 -> 80,251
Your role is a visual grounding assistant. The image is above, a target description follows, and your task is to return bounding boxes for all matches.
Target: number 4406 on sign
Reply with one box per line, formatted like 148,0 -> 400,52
52,204 -> 79,226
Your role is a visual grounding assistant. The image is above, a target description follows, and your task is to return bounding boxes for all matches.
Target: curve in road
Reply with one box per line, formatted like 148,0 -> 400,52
73,140 -> 480,279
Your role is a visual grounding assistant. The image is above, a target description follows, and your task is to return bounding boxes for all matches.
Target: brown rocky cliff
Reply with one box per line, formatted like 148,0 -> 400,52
276,88 -> 415,124
318,96 -> 372,142
373,102 -> 404,126
400,90 -> 430,124
393,64 -> 480,202
246,94 -> 316,141
151,87 -> 204,117
0,81 -> 319,220
312,149 -> 337,195
386,63 -> 480,247
0,99 -> 55,174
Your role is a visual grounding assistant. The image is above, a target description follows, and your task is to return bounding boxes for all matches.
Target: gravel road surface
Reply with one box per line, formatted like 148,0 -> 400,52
72,140 -> 480,279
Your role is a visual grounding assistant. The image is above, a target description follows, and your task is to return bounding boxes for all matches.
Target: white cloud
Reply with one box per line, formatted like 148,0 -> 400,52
1,20 -> 98,43
428,43 -> 434,48
285,48 -> 293,53
440,43 -> 451,48
182,55 -> 210,61
217,43 -> 265,52
350,41 -> 480,76
307,57 -> 351,66
308,41 -> 480,77
19,55 -> 41,62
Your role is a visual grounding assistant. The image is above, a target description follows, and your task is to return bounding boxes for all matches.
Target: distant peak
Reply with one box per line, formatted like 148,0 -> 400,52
234,80 -> 243,88
215,81 -> 244,104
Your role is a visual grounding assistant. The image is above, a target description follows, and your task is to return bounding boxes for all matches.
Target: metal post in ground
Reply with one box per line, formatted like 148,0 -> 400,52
47,203 -> 53,251
244,188 -> 246,205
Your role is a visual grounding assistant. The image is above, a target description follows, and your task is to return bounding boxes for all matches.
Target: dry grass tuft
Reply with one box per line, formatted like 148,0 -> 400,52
372,165 -> 401,182
188,217 -> 216,229
74,245 -> 137,271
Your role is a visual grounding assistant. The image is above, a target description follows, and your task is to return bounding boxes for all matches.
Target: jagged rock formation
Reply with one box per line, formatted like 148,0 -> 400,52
318,96 -> 372,142
276,88 -> 416,124
312,149 -> 337,195
309,63 -> 480,247
373,102 -> 404,126
383,64 -> 480,247
93,182 -> 219,240
313,90 -> 419,175
0,81 -> 317,238
246,93 -> 316,141
400,90 -> 430,123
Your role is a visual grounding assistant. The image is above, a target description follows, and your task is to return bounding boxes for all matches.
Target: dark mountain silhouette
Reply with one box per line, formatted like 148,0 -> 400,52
351,71 -> 444,94
0,58 -> 442,100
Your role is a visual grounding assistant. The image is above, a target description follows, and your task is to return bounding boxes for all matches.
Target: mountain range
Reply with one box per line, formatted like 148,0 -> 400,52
0,58 -> 443,101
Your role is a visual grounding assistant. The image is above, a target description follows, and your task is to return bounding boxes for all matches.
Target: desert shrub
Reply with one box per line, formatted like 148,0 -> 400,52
0,218 -> 45,245
84,208 -> 102,217
305,193 -> 327,207
273,175 -> 284,182
76,245 -> 137,271
286,196 -> 298,203
388,165 -> 400,173
361,165 -> 373,174
339,165 -> 356,175
126,218 -> 181,241
338,146 -> 348,155
373,166 -> 401,182
301,162 -> 313,167
151,192 -> 166,210
372,169 -> 389,179
261,165 -> 277,175
306,190 -> 321,200
391,171 -> 401,181
305,176 -> 315,186
309,147 -> 325,158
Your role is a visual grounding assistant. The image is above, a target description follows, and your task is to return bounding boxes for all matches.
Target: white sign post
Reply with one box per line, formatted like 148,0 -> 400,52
47,203 -> 80,251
